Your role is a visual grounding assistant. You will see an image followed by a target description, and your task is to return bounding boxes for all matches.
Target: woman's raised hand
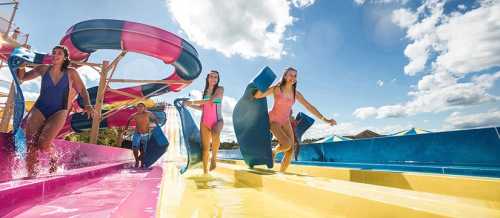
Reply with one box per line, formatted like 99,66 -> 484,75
324,118 -> 337,126
84,105 -> 96,119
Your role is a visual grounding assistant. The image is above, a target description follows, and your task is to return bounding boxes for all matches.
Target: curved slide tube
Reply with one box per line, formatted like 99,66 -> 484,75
174,98 -> 202,174
233,67 -> 277,168
58,19 -> 202,135
1,19 -> 202,136
59,19 -> 202,107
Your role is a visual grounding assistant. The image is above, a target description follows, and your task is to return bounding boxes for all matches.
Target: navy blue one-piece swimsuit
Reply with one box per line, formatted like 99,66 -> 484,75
34,67 -> 69,118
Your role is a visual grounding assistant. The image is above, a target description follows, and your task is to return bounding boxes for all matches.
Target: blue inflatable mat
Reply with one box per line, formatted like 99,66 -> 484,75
143,125 -> 169,168
294,112 -> 315,141
233,67 -> 276,168
174,98 -> 202,174
4,47 -> 47,155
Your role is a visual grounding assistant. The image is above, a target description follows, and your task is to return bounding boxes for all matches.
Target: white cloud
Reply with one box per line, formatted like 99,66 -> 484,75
472,71 -> 500,88
354,72 -> 500,119
291,0 -> 315,8
355,1 -> 500,119
457,4 -> 466,11
434,3 -> 500,75
23,91 -> 40,101
285,35 -> 298,41
0,85 -> 9,93
354,0 -> 408,6
400,1 -> 445,76
220,95 -> 237,142
391,8 -> 417,28
408,79 -> 497,111
188,89 -> 203,99
0,67 -> 40,101
353,107 -> 377,119
403,33 -> 433,75
376,104 -> 407,118
0,85 -> 9,103
21,78 -> 41,91
445,110 -> 500,129
376,80 -> 384,87
398,0 -> 500,76
167,0 -> 315,59
76,66 -> 100,86
406,1 -> 444,40
354,0 -> 366,5
0,67 -> 12,82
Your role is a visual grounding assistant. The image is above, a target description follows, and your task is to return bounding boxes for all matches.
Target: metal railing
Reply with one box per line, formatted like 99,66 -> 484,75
0,15 -> 28,44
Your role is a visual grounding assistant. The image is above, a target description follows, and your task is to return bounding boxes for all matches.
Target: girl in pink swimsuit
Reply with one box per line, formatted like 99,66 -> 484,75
184,70 -> 224,174
255,67 -> 337,172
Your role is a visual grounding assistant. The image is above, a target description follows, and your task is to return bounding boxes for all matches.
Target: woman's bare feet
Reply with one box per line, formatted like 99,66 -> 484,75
48,156 -> 58,174
26,161 -> 39,178
209,158 -> 217,171
26,148 -> 39,178
271,149 -> 277,161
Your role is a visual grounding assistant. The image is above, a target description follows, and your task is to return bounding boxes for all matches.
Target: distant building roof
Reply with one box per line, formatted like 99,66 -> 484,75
351,130 -> 382,139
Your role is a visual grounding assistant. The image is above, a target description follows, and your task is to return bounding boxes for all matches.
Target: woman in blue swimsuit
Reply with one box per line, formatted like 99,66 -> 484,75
17,45 -> 94,176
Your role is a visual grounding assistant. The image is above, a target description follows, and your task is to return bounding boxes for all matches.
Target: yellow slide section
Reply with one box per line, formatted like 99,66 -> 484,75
157,107 -> 500,218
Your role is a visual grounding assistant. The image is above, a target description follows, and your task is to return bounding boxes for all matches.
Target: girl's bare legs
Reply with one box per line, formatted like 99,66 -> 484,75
209,121 -> 223,171
280,146 -> 295,172
200,124 -> 213,175
37,110 -> 68,173
25,108 -> 46,177
277,122 -> 295,172
269,121 -> 294,162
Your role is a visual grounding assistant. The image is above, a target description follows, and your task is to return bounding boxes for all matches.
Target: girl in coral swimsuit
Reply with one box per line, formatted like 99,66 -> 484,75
255,67 -> 336,172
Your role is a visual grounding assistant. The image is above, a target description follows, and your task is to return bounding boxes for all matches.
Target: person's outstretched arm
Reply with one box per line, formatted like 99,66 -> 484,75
254,85 -> 275,99
17,64 -> 47,82
69,68 -> 95,119
185,87 -> 224,106
184,103 -> 202,110
296,91 -> 337,126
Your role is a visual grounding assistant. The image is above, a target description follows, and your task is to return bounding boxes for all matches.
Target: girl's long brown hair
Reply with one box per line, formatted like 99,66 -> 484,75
52,45 -> 71,72
278,67 -> 297,99
203,70 -> 220,97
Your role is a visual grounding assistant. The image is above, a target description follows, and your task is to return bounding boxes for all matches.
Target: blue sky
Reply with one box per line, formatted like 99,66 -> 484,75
2,0 -> 499,141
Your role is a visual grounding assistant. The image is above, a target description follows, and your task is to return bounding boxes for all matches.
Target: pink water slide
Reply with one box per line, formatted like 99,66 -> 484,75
0,19 -> 201,216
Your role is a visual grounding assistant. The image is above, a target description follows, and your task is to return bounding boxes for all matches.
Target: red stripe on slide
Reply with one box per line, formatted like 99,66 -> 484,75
166,70 -> 191,92
106,108 -> 138,127
59,33 -> 90,62
103,86 -> 144,104
121,21 -> 183,64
